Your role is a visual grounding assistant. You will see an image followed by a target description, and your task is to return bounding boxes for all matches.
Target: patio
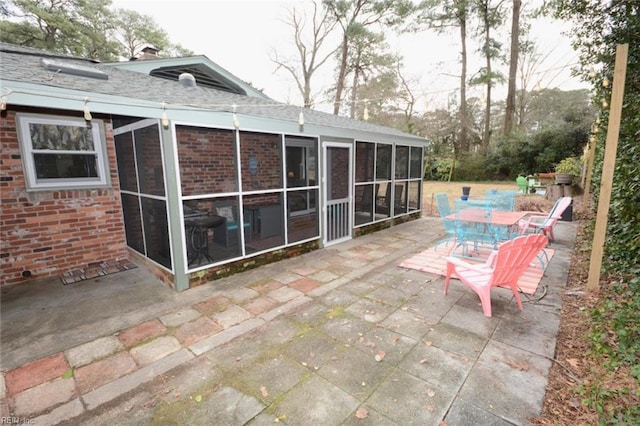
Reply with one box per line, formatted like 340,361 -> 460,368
0,216 -> 576,424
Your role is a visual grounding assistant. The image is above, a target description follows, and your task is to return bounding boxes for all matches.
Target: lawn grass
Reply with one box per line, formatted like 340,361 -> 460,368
422,180 -> 522,215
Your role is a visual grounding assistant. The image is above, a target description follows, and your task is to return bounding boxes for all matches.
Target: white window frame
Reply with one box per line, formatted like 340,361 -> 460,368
16,113 -> 110,191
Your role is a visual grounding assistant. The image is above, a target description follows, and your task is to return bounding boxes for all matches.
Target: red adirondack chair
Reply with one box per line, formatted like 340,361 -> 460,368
444,234 -> 549,317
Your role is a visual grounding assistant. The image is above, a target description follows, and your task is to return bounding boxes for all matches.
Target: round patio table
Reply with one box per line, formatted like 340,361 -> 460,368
185,215 -> 224,266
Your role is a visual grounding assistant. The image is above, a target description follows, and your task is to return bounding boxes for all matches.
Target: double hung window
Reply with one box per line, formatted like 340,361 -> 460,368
17,113 -> 109,190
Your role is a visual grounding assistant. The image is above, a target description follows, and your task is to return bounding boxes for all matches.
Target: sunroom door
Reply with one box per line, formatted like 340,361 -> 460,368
322,142 -> 352,246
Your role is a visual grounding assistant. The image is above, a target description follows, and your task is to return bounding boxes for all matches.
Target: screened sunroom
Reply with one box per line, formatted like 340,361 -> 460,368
112,114 -> 425,291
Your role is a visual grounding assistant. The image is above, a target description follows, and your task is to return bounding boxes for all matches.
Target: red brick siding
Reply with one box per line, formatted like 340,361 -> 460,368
329,147 -> 350,199
128,248 -> 175,289
239,132 -> 282,191
177,126 -> 236,196
288,213 -> 318,243
0,109 -> 128,286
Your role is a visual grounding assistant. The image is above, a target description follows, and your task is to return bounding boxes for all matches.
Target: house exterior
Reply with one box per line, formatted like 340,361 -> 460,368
0,42 -> 427,290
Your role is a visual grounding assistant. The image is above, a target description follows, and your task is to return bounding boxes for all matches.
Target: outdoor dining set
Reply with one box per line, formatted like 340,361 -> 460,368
434,190 -> 573,317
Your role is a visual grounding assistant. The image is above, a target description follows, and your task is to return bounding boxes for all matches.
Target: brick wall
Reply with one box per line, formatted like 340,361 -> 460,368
329,148 -> 350,199
177,126 -> 236,196
239,131 -> 282,191
0,109 -> 128,286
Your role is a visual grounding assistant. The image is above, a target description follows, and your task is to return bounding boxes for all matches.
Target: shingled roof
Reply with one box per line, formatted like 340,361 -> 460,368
0,42 -> 426,144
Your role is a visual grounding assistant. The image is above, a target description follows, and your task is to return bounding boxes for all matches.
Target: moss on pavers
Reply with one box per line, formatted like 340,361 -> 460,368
398,342 -> 475,394
267,375 -> 359,424
353,327 -> 418,365
151,385 -> 264,425
321,315 -> 376,346
345,298 -> 397,324
315,345 -> 393,401
378,308 -> 432,341
235,354 -> 307,405
284,331 -> 343,372
365,369 -> 453,424
425,322 -> 489,360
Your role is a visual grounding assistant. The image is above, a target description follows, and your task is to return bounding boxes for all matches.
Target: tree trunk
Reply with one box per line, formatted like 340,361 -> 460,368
481,11 -> 491,156
504,0 -> 521,136
333,34 -> 349,115
349,50 -> 362,119
459,13 -> 469,154
303,72 -> 312,108
517,87 -> 526,129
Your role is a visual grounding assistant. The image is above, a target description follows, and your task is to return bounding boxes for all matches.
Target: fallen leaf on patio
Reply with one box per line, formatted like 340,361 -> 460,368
425,341 -> 433,347
392,336 -> 400,344
439,422 -> 449,426
194,395 -> 202,402
355,407 -> 368,419
566,358 -> 579,368
425,403 -> 434,412
61,369 -> 73,379
331,355 -> 338,360
506,358 -> 529,371
375,351 -> 386,362
260,386 -> 269,397
401,306 -> 408,311
427,389 -> 436,397
420,359 -> 429,364
174,391 -> 181,398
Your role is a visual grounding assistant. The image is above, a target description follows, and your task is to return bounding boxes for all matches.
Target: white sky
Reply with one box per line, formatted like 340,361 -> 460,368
111,0 -> 589,113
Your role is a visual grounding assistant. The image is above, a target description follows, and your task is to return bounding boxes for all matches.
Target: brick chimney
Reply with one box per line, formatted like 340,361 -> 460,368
130,46 -> 160,61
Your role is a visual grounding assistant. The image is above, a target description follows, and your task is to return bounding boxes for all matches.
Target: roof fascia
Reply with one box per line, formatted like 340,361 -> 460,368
3,81 -> 427,146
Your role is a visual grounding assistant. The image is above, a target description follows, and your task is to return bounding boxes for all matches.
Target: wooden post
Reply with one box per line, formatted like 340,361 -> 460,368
587,44 -> 628,291
582,135 -> 597,211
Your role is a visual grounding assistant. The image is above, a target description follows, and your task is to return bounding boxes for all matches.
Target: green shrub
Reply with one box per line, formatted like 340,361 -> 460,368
555,156 -> 583,176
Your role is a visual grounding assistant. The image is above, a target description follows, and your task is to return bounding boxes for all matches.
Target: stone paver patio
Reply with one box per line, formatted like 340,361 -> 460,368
0,216 -> 576,424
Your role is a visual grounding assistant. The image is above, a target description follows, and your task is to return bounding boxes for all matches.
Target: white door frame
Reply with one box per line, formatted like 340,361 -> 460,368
322,142 -> 353,246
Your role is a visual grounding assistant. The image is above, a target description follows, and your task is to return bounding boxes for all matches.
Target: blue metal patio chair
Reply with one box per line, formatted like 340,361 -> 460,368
434,193 -> 456,249
451,199 -> 499,257
485,190 -> 518,241
485,189 -> 517,211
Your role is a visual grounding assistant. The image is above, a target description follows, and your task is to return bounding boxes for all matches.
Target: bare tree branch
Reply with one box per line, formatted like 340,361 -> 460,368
270,0 -> 339,108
